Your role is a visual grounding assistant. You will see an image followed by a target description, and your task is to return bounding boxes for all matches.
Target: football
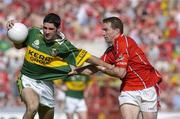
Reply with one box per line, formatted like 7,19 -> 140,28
7,22 -> 28,44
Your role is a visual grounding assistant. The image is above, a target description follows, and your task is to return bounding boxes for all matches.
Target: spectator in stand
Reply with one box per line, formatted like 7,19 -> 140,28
0,62 -> 9,107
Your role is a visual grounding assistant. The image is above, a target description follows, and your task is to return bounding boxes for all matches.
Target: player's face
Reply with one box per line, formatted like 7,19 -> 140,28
43,23 -> 58,42
102,22 -> 118,45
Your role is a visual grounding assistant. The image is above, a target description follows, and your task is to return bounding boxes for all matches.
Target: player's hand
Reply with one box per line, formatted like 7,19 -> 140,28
68,70 -> 78,76
6,20 -> 18,30
96,66 -> 106,71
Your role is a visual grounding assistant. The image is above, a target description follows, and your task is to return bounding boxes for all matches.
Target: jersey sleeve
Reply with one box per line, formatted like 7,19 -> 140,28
57,40 -> 91,67
114,37 -> 129,68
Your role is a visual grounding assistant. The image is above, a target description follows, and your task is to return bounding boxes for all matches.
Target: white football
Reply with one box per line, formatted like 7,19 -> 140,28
7,22 -> 28,44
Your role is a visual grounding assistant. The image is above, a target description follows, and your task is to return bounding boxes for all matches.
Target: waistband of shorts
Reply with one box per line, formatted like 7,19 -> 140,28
21,74 -> 52,83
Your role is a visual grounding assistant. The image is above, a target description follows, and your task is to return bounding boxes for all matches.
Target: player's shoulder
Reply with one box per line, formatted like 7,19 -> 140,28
28,27 -> 42,34
120,34 -> 131,40
122,34 -> 134,41
29,27 -> 41,31
121,34 -> 137,45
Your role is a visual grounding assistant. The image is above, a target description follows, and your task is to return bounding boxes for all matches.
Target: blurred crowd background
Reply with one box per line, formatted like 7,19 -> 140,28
0,0 -> 180,118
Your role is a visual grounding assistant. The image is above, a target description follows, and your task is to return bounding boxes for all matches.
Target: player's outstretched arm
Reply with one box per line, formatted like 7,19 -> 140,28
71,64 -> 126,79
71,55 -> 127,79
86,55 -> 127,79
86,55 -> 113,69
68,64 -> 98,76
75,65 -> 99,75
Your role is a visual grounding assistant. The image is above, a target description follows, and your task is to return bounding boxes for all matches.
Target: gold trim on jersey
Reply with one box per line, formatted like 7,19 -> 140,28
66,81 -> 86,91
53,80 -> 63,86
25,46 -> 68,67
76,49 -> 91,66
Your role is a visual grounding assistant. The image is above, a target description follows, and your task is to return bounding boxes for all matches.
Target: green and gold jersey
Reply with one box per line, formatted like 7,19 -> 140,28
65,74 -> 90,99
21,27 -> 91,80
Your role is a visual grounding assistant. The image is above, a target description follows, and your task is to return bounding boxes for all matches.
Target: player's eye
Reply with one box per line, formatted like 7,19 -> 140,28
43,26 -> 48,30
49,28 -> 55,30
102,28 -> 108,32
43,26 -> 55,31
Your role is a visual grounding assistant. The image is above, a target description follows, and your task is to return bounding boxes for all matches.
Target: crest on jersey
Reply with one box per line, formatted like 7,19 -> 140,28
116,54 -> 124,62
51,48 -> 59,56
118,54 -> 124,60
32,40 -> 40,49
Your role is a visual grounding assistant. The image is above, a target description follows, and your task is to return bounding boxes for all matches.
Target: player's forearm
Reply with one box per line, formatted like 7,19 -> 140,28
75,65 -> 99,75
97,66 -> 126,79
87,55 -> 113,69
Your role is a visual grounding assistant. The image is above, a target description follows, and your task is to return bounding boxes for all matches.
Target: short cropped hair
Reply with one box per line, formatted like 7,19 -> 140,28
103,17 -> 123,34
43,13 -> 61,28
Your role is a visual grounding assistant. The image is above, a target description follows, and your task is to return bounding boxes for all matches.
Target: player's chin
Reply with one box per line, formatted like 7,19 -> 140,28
45,38 -> 52,43
45,36 -> 53,42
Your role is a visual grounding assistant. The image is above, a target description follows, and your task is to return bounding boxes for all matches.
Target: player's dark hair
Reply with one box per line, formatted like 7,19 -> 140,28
103,17 -> 123,33
43,13 -> 61,28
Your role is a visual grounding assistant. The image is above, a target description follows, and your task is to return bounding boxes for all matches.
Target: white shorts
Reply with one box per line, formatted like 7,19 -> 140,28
64,96 -> 87,113
56,89 -> 66,101
18,75 -> 55,108
118,86 -> 158,112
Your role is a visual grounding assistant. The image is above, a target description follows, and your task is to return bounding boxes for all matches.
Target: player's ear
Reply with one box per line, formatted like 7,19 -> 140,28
115,28 -> 120,34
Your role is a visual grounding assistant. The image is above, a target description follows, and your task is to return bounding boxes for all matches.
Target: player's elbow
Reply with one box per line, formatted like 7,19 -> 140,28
116,72 -> 126,79
119,72 -> 126,79
115,68 -> 126,79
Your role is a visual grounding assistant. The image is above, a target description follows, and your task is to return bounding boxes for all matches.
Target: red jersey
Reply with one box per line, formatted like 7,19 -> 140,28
101,34 -> 162,91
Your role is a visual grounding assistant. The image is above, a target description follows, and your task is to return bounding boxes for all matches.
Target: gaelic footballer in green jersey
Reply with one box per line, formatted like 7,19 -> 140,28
7,13 -> 113,119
